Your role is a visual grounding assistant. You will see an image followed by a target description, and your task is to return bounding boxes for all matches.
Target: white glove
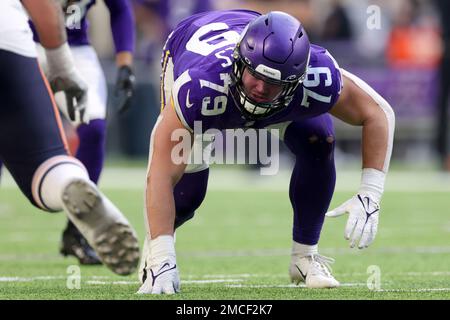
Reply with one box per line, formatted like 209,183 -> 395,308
136,235 -> 180,295
137,259 -> 180,294
45,43 -> 89,125
326,193 -> 380,249
327,168 -> 385,249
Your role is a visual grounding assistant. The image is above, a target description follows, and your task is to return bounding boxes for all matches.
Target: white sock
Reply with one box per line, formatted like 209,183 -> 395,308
292,241 -> 318,257
31,155 -> 89,211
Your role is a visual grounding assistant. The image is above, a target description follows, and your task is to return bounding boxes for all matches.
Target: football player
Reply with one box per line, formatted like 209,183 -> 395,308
137,10 -> 395,294
0,0 -> 139,276
29,0 -> 136,265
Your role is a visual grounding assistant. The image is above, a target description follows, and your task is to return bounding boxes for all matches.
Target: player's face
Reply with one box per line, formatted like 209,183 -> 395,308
241,68 -> 283,103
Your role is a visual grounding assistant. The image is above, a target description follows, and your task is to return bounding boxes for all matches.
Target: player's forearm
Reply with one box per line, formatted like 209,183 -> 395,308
361,111 -> 389,171
335,70 -> 395,173
145,155 -> 187,238
333,70 -> 396,200
145,104 -> 191,239
146,174 -> 176,239
22,0 -> 67,49
360,99 -> 395,201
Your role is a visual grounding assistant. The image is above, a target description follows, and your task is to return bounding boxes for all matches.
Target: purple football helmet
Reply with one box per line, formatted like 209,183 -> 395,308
230,11 -> 310,120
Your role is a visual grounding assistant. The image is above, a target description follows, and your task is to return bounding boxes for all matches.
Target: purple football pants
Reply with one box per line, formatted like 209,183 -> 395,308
75,119 -> 106,184
173,114 -> 336,245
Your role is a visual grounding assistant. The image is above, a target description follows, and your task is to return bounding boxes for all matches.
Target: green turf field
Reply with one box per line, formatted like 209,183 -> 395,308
0,167 -> 449,300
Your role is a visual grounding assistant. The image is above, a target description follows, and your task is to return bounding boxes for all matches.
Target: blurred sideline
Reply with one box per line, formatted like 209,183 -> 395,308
1,165 -> 450,192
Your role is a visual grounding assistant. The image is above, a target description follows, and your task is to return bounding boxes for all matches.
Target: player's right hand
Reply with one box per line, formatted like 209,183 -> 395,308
114,65 -> 135,114
136,259 -> 180,294
326,193 -> 380,249
49,69 -> 88,124
45,43 -> 89,125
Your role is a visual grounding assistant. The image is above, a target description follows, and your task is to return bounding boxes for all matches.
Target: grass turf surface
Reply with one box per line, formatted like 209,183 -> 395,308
0,169 -> 449,300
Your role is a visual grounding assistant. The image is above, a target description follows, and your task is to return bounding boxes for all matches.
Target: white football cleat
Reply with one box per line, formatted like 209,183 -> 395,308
290,254 -> 340,289
61,179 -> 140,275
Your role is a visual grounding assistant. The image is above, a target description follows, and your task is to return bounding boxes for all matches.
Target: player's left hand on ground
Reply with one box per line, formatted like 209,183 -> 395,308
137,260 -> 180,294
326,194 -> 380,249
114,65 -> 135,114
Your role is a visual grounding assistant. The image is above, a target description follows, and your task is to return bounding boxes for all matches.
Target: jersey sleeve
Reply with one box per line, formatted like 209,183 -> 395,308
171,69 -> 200,132
104,0 -> 135,53
297,46 -> 343,114
323,49 -> 343,107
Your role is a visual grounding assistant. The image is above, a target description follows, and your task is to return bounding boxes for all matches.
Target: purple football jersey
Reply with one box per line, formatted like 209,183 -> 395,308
166,10 -> 343,132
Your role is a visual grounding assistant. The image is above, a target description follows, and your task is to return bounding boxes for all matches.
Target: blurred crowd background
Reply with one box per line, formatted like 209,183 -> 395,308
84,0 -> 450,170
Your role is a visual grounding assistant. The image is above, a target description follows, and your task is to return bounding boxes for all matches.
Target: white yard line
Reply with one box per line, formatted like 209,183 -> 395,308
2,271 -> 447,284
87,279 -> 244,285
0,276 -> 65,282
197,271 -> 450,278
201,274 -> 260,278
183,279 -> 244,284
377,288 -> 450,293
86,280 -> 138,285
0,275 -> 112,283
225,283 -> 367,288
178,246 -> 450,258
1,275 -> 448,294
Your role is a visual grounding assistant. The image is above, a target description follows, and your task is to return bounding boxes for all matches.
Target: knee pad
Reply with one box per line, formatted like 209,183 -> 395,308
304,133 -> 335,159
285,126 -> 335,160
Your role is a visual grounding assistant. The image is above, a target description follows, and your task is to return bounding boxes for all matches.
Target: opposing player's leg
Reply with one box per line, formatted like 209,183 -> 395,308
63,46 -> 108,265
59,118 -> 106,265
272,115 -> 339,288
39,45 -> 109,265
0,49 -> 139,275
34,158 -> 139,275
